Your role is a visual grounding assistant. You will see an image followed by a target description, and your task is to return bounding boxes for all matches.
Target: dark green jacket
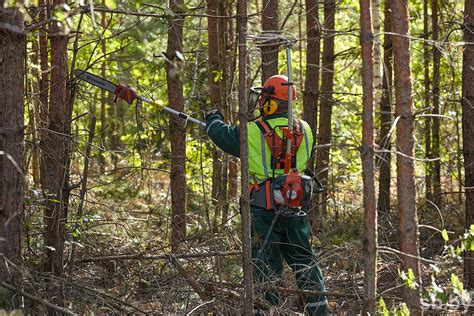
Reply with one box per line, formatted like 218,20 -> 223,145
205,113 -> 290,158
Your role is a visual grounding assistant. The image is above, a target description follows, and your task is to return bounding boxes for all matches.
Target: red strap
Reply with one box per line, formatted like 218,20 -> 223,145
265,180 -> 272,210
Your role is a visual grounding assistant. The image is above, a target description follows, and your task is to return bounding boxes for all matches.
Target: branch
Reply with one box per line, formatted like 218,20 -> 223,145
1,282 -> 77,316
76,251 -> 240,263
201,280 -> 359,299
170,256 -> 210,301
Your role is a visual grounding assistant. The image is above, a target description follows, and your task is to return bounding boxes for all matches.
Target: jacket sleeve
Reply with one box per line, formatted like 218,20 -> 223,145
206,112 -> 241,157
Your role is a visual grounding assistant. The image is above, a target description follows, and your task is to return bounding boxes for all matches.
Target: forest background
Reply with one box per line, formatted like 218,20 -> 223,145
0,0 -> 473,314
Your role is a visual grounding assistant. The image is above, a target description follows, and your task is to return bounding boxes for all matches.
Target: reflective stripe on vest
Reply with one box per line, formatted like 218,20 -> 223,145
247,117 -> 313,184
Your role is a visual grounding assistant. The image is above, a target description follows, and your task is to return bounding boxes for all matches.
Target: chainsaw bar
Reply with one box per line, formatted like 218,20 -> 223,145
74,69 -> 117,94
74,69 -> 206,127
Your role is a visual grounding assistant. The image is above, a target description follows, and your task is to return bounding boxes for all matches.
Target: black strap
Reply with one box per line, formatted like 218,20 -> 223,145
254,119 -> 273,135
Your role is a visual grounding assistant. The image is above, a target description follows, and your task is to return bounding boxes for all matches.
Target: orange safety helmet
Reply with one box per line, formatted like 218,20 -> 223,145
262,75 -> 297,101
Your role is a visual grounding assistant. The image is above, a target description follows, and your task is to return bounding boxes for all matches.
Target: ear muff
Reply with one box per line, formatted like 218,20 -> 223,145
262,98 -> 279,116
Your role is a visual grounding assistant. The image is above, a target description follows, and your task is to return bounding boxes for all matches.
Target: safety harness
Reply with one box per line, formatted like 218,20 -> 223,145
249,118 -> 313,216
254,119 -> 304,170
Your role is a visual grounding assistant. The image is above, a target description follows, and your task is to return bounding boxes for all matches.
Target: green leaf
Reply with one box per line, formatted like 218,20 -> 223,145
451,273 -> 464,293
377,297 -> 389,315
104,0 -> 117,9
441,228 -> 449,242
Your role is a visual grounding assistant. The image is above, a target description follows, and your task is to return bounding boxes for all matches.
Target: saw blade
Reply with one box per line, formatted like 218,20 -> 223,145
74,69 -> 117,94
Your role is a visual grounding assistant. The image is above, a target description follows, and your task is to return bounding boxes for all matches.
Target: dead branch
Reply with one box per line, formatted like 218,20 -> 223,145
1,282 -> 77,315
76,250 -> 241,263
170,256 -> 209,301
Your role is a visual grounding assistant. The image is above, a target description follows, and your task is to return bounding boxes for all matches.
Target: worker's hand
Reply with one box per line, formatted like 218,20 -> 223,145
205,108 -> 223,121
114,83 -> 137,104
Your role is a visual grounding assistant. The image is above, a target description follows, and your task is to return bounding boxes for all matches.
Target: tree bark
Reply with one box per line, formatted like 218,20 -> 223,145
372,0 -> 382,106
424,0 -> 433,203
303,0 -> 320,168
207,0 -> 223,217
431,0 -> 442,210
99,2 -> 107,171
377,0 -> 393,222
166,0 -> 187,250
38,0 -> 50,188
462,0 -> 474,291
304,0 -> 321,231
261,0 -> 279,81
38,0 -> 71,309
391,0 -> 422,312
29,35 -> 41,187
315,0 -> 336,218
237,0 -> 252,312
0,6 -> 25,309
360,0 -> 377,313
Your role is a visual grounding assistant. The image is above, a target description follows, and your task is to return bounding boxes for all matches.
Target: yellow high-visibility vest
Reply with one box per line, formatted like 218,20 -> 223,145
247,116 -> 313,184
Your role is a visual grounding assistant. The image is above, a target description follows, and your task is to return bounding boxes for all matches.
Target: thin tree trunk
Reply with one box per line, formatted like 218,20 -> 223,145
29,36 -> 41,186
316,0 -> 336,218
304,0 -> 320,167
226,0 -> 238,209
372,0 -> 382,107
0,6 -> 25,309
237,0 -> 252,312
38,0 -> 50,189
377,0 -> 393,222
462,0 -> 474,291
261,0 -> 279,81
219,0 -> 230,223
99,2 -> 107,172
304,0 -> 321,231
207,0 -> 223,217
360,0 -> 377,313
391,0 -> 422,312
424,0 -> 433,203
431,0 -> 442,210
40,0 -> 70,308
166,0 -> 187,250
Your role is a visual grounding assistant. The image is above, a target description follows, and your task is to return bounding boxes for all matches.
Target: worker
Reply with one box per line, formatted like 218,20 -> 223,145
205,75 -> 328,315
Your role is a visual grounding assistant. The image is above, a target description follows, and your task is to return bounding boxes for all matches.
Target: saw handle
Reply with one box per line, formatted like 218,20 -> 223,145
114,83 -> 137,104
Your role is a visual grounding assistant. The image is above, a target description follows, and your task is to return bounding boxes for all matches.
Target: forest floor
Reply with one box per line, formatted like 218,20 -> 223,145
18,169 -> 470,315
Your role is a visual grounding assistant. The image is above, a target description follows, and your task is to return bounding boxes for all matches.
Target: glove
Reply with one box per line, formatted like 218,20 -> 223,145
114,83 -> 137,104
205,108 -> 223,121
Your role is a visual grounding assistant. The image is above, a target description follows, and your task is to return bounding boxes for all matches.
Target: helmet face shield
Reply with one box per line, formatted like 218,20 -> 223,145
248,86 -> 263,114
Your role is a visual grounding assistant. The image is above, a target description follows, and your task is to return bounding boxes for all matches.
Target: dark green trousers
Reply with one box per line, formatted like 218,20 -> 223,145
251,208 -> 328,315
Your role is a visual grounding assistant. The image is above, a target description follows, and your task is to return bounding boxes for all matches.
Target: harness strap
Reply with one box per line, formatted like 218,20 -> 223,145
255,118 -> 305,171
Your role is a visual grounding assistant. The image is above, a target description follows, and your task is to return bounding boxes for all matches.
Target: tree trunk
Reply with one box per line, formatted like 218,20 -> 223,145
377,0 -> 393,222
166,0 -> 187,250
99,3 -> 107,172
237,0 -> 252,312
39,0 -> 70,308
462,0 -> 474,291
261,0 -> 279,81
38,0 -> 50,188
303,0 -> 320,167
0,6 -> 25,309
29,35 -> 41,187
372,0 -> 382,106
360,0 -> 377,313
391,0 -> 422,312
224,0 -> 238,222
424,0 -> 433,203
207,0 -> 223,219
315,0 -> 336,218
304,0 -> 321,231
218,0 -> 230,223
431,0 -> 442,210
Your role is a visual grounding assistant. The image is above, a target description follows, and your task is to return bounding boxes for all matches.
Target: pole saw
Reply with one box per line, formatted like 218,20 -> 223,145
74,69 -> 206,127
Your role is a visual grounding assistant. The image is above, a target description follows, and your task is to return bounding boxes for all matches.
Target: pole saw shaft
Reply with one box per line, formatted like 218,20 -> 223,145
74,69 -> 206,127
137,95 -> 206,127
